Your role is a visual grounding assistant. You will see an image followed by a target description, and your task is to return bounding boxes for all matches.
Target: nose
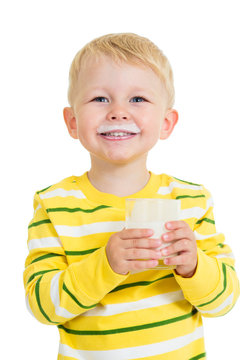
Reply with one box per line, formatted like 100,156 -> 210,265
106,104 -> 130,121
108,114 -> 128,120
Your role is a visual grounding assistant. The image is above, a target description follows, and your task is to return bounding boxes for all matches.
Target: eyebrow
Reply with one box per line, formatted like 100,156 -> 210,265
86,87 -> 156,96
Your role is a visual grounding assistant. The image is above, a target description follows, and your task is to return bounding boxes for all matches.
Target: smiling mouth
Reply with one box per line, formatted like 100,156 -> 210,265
100,132 -> 136,136
98,131 -> 138,140
97,123 -> 141,137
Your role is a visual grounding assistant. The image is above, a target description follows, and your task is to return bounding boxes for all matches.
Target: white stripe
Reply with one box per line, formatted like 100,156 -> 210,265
50,272 -> 77,319
58,326 -> 203,360
28,237 -> 62,250
34,204 -> 41,213
206,197 -> 214,210
55,208 -> 208,238
55,221 -> 125,238
197,293 -> 234,314
157,181 -> 203,195
215,253 -> 235,259
180,207 -> 205,220
83,290 -> 184,317
39,188 -> 86,200
194,230 -> 220,240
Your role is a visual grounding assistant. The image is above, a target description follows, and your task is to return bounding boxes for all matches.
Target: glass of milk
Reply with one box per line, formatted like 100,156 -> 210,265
125,198 -> 181,270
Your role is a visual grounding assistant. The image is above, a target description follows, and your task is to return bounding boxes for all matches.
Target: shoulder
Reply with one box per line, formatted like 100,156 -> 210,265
157,173 -> 211,200
157,174 -> 214,222
33,175 -> 87,208
36,175 -> 79,195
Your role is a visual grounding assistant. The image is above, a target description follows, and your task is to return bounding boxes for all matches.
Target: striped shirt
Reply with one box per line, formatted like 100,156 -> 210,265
23,171 -> 240,360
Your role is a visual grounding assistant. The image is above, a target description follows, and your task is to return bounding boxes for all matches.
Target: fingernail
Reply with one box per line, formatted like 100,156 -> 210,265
163,233 -> 169,240
162,249 -> 168,256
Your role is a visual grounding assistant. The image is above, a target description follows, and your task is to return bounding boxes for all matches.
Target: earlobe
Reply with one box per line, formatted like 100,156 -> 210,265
63,107 -> 78,139
160,109 -> 178,140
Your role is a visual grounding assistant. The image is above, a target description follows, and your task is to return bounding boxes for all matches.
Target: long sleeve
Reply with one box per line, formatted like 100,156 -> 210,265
23,192 -> 128,325
174,185 -> 240,317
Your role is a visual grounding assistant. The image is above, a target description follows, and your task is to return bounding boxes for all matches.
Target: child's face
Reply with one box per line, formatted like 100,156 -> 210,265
64,55 -> 178,165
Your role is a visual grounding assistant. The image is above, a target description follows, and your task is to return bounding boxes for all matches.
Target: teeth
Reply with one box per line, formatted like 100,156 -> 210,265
104,132 -> 133,136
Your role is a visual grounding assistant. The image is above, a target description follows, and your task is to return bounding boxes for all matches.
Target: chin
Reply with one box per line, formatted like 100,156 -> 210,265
92,149 -> 147,165
108,157 -> 132,165
106,152 -> 145,165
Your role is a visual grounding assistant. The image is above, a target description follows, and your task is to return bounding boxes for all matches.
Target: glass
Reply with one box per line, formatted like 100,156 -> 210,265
125,198 -> 181,270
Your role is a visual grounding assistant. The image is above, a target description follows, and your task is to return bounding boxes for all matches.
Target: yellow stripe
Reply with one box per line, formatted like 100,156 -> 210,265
58,311 -> 201,350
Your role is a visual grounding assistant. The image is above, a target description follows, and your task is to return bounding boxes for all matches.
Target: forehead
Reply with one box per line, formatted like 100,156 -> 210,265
77,55 -> 164,91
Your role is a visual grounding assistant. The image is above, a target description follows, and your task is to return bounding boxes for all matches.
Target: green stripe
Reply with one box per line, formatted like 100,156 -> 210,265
110,273 -> 174,293
63,282 -> 98,309
35,276 -> 59,324
37,185 -> 52,194
173,177 -> 201,186
31,253 -> 62,264
28,219 -> 51,229
189,352 -> 206,360
197,263 -> 227,307
27,269 -> 59,284
226,263 -> 235,271
176,195 -> 205,199
196,218 -> 215,225
65,248 -> 99,256
58,308 -> 198,335
46,205 -> 111,213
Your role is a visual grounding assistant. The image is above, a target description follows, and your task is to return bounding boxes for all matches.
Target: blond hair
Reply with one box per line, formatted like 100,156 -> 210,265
68,33 -> 175,108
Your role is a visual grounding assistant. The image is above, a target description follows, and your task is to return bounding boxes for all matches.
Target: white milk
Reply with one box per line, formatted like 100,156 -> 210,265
126,220 -> 166,239
125,199 -> 181,270
126,220 -> 175,269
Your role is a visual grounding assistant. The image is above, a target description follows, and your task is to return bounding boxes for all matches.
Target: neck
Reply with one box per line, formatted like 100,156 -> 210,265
87,156 -> 150,197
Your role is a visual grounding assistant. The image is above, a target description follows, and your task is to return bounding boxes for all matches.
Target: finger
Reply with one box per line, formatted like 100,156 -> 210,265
161,227 -> 193,243
165,220 -> 188,231
128,259 -> 159,271
160,239 -> 192,257
125,248 -> 162,261
124,238 -> 161,249
163,252 -> 191,266
121,228 -> 154,239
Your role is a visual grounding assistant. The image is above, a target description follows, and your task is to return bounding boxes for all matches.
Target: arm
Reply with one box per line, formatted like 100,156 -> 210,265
23,192 -> 128,325
173,185 -> 240,317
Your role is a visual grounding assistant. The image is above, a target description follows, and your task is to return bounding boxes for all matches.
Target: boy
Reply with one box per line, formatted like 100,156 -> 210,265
23,33 -> 239,359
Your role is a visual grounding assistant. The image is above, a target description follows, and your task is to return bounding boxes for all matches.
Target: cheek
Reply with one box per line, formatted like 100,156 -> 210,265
76,112 -> 93,132
76,118 -> 99,149
76,107 -> 101,130
141,114 -> 162,134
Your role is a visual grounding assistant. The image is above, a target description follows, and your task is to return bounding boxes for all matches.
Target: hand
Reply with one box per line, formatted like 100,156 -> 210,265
159,221 -> 198,278
106,228 -> 163,275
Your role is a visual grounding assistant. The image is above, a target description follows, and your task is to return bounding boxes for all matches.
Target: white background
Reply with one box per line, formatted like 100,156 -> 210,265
1,0 -> 239,359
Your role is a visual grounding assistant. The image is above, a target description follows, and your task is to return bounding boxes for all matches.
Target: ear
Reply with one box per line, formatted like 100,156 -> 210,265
63,107 -> 78,139
159,109 -> 178,140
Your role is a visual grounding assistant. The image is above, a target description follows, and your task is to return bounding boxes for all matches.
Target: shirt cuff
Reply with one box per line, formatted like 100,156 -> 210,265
68,246 -> 129,304
173,248 -> 221,304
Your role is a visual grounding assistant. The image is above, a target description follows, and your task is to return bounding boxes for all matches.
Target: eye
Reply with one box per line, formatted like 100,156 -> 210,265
92,97 -> 108,103
130,96 -> 147,103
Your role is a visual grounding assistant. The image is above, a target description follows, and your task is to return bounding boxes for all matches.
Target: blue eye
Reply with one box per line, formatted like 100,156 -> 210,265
93,97 -> 108,102
131,96 -> 146,103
